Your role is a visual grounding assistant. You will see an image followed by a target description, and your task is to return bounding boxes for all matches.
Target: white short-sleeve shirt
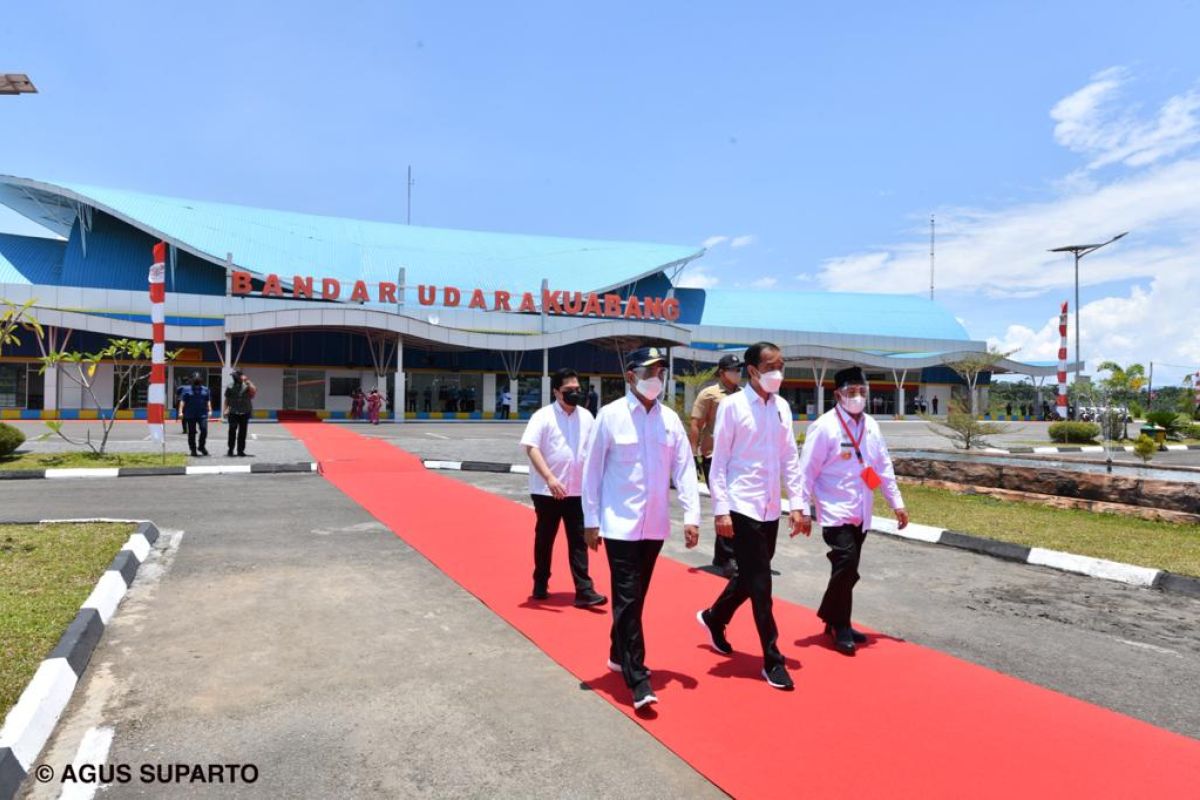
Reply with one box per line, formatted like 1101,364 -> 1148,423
520,401 -> 594,496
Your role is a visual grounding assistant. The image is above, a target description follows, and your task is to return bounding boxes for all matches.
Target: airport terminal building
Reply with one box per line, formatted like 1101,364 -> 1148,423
0,176 -> 1059,421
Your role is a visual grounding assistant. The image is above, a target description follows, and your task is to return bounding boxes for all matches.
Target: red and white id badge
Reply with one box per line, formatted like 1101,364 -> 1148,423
860,465 -> 882,490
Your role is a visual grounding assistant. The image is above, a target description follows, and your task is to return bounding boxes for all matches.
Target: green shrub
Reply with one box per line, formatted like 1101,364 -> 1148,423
1134,433 -> 1157,463
1129,400 -> 1145,419
1048,421 -> 1101,443
1184,422 -> 1200,440
0,421 -> 24,456
1145,410 -> 1186,438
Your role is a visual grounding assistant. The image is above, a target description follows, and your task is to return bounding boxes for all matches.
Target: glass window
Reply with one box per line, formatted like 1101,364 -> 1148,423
283,369 -> 326,410
330,376 -> 361,397
26,365 -> 44,410
601,377 -> 626,405
407,373 -> 482,413
0,364 -> 25,408
114,366 -> 149,409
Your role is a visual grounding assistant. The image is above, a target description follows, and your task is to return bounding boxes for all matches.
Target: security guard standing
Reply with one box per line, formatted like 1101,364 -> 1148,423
689,353 -> 743,577
796,366 -> 908,655
582,346 -> 701,710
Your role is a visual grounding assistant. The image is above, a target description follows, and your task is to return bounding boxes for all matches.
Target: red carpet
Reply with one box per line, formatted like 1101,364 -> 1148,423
289,422 -> 1200,799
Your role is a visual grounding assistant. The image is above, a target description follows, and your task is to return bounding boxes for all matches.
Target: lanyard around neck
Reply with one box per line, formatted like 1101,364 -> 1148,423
834,407 -> 865,464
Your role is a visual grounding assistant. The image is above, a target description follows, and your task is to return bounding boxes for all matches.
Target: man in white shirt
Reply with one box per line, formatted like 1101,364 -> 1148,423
697,342 -> 807,691
795,366 -> 909,655
582,346 -> 701,711
521,368 -> 606,607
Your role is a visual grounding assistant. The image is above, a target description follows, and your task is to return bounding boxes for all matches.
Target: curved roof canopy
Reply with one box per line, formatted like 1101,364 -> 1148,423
698,288 -> 970,341
0,176 -> 702,294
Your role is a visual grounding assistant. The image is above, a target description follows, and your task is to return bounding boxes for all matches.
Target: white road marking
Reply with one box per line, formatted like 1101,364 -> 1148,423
424,432 -> 450,440
1118,639 -> 1181,657
57,726 -> 115,800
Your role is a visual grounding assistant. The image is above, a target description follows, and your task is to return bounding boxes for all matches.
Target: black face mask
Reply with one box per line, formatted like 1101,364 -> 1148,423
192,379 -> 202,387
562,389 -> 584,407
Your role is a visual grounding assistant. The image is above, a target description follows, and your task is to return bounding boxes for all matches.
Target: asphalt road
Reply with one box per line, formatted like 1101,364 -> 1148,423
6,475 -> 721,799
5,420 -> 1199,799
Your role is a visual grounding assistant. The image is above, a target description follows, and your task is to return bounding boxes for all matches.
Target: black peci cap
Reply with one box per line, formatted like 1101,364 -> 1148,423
717,354 -> 744,371
625,346 -> 669,370
834,366 -> 867,388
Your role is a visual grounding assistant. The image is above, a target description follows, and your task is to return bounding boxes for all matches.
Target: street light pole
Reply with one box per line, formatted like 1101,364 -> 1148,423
1049,231 -> 1128,383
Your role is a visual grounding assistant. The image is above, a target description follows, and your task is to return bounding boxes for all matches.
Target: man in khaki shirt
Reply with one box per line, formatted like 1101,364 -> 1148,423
689,353 -> 743,576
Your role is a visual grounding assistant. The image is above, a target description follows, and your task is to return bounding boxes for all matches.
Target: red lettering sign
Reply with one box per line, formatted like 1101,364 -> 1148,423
228,274 -> 685,322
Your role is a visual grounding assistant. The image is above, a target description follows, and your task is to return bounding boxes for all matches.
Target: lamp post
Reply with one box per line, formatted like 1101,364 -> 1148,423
1049,231 -> 1128,382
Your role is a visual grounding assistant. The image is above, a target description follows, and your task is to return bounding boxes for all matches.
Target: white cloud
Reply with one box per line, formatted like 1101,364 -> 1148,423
1051,66 -> 1200,170
749,276 -> 778,288
677,264 -> 720,289
794,272 -> 815,282
817,67 -> 1200,384
731,234 -> 756,248
702,235 -> 728,249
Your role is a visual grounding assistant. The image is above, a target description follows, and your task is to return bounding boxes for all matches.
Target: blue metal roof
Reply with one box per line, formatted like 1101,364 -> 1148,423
0,177 -> 701,295
698,289 -> 969,341
0,232 -> 65,285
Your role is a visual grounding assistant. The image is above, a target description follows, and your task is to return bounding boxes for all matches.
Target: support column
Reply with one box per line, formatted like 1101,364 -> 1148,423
667,349 -> 678,410
43,327 -> 59,411
483,373 -> 497,414
222,334 -> 233,395
394,334 -> 405,423
898,385 -> 906,420
540,348 -> 550,408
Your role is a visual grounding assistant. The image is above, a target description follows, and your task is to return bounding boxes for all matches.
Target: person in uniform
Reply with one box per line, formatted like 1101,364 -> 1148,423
689,353 -> 744,577
177,371 -> 212,457
696,342 -> 807,690
795,366 -> 908,655
520,367 -> 606,607
582,347 -> 700,710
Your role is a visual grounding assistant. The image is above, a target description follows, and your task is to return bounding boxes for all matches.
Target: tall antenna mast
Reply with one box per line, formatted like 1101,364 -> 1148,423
406,165 -> 414,225
930,214 -> 936,301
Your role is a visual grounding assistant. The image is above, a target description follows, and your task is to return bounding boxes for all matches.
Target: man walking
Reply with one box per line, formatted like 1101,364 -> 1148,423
582,347 -> 700,710
586,384 -> 599,416
177,371 -> 212,457
696,343 -> 807,691
796,366 -> 908,655
689,353 -> 744,577
223,369 -> 256,457
520,367 -> 606,608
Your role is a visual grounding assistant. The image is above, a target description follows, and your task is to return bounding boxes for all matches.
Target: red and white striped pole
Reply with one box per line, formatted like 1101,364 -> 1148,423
147,242 -> 167,443
1056,301 -> 1069,420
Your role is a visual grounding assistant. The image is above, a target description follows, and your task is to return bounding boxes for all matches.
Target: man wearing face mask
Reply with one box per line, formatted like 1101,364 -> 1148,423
697,342 -> 807,690
689,353 -> 744,577
582,347 -> 701,710
177,371 -> 212,457
520,367 -> 606,607
795,366 -> 909,655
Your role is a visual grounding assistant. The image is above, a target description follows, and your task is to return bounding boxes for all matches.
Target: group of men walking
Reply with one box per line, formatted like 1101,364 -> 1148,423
521,343 -> 907,710
175,369 -> 257,457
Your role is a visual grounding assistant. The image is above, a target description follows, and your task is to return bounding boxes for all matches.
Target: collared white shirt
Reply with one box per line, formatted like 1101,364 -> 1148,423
709,388 -> 803,522
797,407 -> 904,530
520,401 -> 594,496
581,389 -> 701,541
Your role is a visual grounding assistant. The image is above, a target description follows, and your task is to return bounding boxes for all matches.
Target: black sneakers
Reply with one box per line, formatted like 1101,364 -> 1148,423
762,664 -> 794,691
574,590 -> 608,608
697,609 -> 733,655
632,680 -> 658,710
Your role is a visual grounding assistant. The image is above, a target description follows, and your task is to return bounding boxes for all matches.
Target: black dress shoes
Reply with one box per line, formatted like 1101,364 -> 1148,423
825,623 -> 858,655
531,584 -> 549,601
824,622 -> 867,644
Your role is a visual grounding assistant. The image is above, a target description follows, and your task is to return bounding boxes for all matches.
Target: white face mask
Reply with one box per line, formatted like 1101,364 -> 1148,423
840,395 -> 867,415
635,376 -> 663,401
757,369 -> 784,394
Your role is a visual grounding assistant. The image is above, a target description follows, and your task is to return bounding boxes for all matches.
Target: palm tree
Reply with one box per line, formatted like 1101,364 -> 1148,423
1097,361 -> 1147,439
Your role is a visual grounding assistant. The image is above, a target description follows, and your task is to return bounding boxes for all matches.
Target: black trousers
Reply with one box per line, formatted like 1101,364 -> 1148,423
183,417 -> 208,452
708,513 -> 783,670
227,413 -> 249,455
605,538 -> 664,688
530,495 -> 593,593
702,456 -> 737,567
818,523 -> 867,629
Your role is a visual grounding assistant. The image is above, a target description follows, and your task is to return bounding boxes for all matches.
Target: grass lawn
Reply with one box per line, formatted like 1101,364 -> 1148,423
876,484 -> 1200,577
0,522 -> 135,718
0,451 -> 189,471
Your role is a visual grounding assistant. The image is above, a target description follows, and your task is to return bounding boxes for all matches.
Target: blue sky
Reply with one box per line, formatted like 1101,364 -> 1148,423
2,1 -> 1199,383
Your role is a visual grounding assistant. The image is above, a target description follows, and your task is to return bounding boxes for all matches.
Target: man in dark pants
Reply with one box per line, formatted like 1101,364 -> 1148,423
697,342 -> 807,690
520,367 -> 605,607
177,371 -> 212,456
582,347 -> 700,710
796,366 -> 908,655
689,353 -> 744,577
223,369 -> 256,457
